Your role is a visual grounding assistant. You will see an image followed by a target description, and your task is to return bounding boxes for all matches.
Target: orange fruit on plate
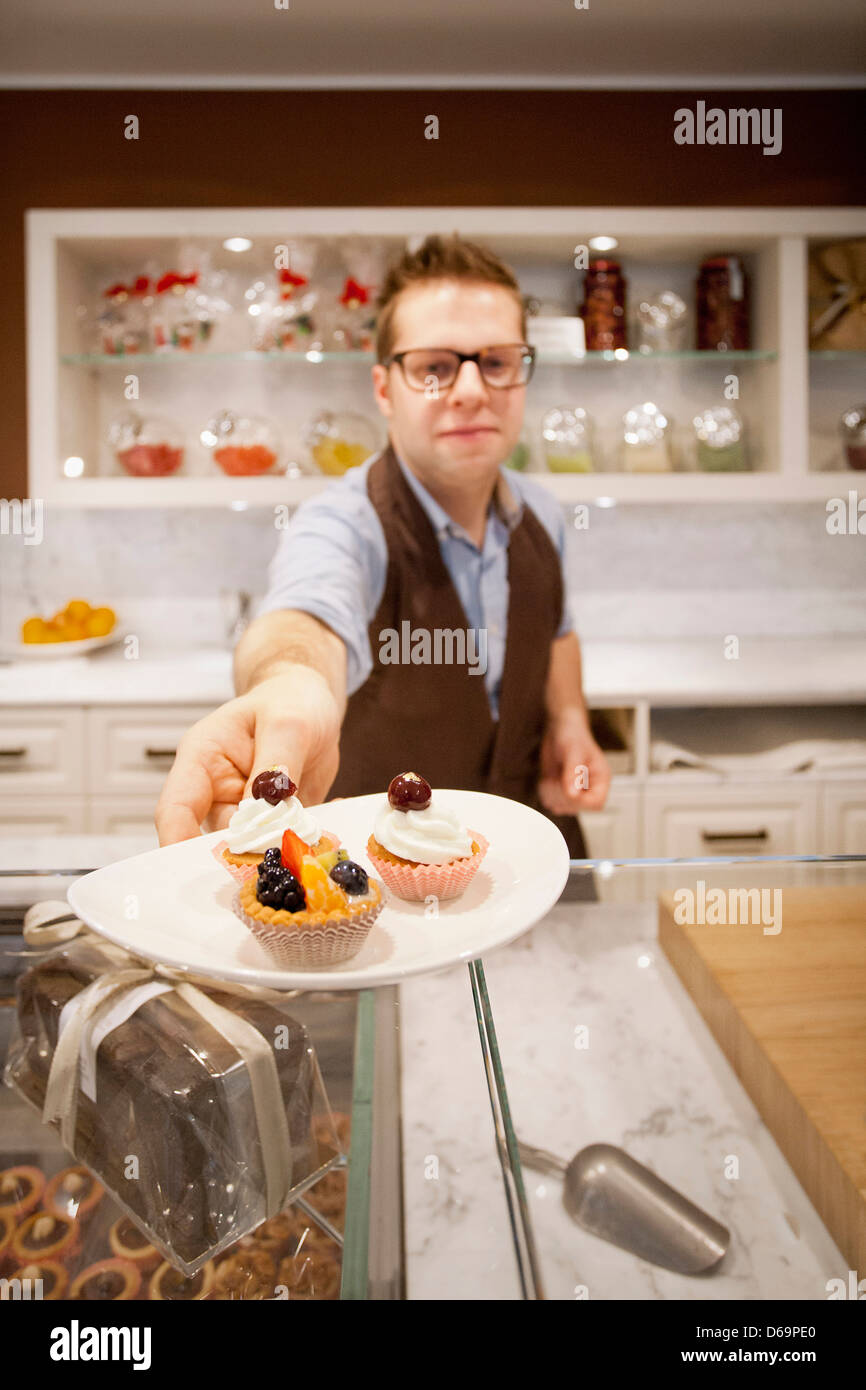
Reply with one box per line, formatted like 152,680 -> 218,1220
21,617 -> 46,643
85,607 -> 115,638
64,599 -> 92,622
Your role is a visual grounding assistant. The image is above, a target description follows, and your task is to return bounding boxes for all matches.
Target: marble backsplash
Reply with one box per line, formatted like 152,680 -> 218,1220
2,501 -> 865,648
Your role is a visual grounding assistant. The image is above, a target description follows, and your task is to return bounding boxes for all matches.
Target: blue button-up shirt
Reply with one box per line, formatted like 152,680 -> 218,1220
257,449 -> 574,717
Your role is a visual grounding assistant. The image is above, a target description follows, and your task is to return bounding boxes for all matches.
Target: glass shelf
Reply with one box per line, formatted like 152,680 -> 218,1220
59,348 -> 779,368
809,349 -> 866,360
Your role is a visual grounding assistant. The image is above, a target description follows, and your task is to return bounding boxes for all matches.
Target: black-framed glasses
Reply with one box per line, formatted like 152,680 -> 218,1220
382,343 -> 536,391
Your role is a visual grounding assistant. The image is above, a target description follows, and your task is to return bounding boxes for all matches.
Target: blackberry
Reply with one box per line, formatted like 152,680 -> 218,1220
329,860 -> 369,895
262,847 -> 283,867
257,871 -> 305,912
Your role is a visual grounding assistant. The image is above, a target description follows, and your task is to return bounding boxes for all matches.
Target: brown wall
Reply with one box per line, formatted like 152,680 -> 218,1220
1,87 -> 864,499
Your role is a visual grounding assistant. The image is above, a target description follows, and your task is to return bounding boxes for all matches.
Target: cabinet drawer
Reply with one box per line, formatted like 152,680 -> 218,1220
0,796 -> 87,834
87,797 -> 160,843
643,783 -> 819,857
86,706 -> 215,794
821,782 -> 866,853
0,707 -> 85,792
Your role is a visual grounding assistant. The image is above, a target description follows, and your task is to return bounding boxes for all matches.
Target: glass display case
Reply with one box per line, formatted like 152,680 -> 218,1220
1,844 -> 864,1301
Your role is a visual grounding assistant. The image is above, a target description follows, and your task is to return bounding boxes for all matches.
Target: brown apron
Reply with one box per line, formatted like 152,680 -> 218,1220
329,442 -> 589,860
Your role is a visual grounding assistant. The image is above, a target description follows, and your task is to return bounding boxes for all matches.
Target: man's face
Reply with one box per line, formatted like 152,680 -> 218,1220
371,279 -> 526,490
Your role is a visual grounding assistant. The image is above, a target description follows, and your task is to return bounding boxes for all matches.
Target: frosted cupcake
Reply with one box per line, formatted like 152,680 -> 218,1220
366,772 -> 488,902
232,826 -> 384,969
213,766 -> 337,885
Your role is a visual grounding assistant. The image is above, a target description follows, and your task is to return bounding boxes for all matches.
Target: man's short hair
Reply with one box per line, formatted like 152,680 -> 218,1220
375,234 -> 526,362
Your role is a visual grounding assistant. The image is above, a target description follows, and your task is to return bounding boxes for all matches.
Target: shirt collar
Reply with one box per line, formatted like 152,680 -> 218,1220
393,448 -> 523,544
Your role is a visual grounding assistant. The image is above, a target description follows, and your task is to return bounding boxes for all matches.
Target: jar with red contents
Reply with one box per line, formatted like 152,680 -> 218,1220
696,255 -> 750,351
109,411 -> 184,477
579,259 -> 627,351
202,408 -> 282,476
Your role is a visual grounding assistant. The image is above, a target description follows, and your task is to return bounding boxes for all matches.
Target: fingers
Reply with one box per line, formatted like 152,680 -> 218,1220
154,741 -> 220,847
244,720 -> 311,800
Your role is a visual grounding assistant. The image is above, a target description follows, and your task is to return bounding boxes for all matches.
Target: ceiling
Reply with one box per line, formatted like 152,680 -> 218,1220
0,0 -> 864,87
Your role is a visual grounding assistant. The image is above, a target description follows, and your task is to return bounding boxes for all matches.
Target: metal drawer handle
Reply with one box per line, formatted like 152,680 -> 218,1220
701,828 -> 769,843
144,747 -> 177,760
0,747 -> 27,758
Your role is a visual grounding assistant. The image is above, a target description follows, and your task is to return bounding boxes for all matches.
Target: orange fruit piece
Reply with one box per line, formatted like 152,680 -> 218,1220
299,856 -> 345,913
21,617 -> 45,643
64,599 -> 91,621
85,607 -> 115,638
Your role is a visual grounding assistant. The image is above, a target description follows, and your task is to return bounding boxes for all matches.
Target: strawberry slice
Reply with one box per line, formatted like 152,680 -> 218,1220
281,827 -> 313,879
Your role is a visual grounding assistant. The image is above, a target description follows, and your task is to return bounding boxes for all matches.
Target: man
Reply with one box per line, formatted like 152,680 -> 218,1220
155,235 -> 609,851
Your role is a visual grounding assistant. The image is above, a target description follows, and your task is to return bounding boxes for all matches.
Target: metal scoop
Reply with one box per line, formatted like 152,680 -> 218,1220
517,1139 -> 729,1275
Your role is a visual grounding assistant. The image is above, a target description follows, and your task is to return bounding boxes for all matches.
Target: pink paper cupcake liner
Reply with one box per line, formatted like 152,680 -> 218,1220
212,840 -> 261,885
232,890 -> 384,969
367,830 -> 488,902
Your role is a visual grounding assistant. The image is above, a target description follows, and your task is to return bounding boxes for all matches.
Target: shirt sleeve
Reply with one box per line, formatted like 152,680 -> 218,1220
513,478 -> 576,639
254,479 -> 388,696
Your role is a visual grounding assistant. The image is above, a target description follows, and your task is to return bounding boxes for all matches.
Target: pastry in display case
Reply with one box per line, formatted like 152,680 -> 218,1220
0,1164 -> 46,1220
44,1165 -> 104,1223
70,1258 -> 142,1301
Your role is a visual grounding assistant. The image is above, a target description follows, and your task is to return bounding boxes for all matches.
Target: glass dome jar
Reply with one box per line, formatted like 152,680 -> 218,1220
693,405 -> 748,471
541,408 -> 595,472
636,290 -> 688,353
201,409 -> 283,476
304,410 -> 380,476
109,411 -> 184,477
840,404 -> 866,470
621,401 -> 674,472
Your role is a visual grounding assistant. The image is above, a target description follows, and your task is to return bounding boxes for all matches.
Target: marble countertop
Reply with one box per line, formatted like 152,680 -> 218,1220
399,893 -> 848,1301
0,835 -> 851,1301
1,636 -> 864,707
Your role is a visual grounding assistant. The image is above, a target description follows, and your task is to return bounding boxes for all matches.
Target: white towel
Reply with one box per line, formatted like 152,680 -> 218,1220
650,738 -> 866,776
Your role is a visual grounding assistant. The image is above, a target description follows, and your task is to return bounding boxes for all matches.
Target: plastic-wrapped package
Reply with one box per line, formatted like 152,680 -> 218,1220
3,935 -> 339,1276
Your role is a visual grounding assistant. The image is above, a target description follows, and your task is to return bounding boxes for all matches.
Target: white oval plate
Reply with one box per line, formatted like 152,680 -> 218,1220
1,629 -> 125,660
66,790 -> 570,990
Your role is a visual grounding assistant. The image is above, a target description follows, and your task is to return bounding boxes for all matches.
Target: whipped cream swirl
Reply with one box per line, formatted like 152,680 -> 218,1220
374,797 -> 473,864
226,794 -> 321,854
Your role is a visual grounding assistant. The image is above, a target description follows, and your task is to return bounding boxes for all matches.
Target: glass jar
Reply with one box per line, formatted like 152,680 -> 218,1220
621,402 -> 674,472
202,409 -> 282,476
151,272 -> 204,352
693,406 -> 748,471
96,278 -> 151,356
109,411 -> 184,477
579,259 -> 627,351
840,405 -> 866,470
637,291 -> 688,353
305,410 -> 379,476
696,255 -> 750,351
542,408 -> 595,472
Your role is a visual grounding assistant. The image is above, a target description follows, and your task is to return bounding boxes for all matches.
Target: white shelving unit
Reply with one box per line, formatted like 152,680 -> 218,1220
27,206 -> 866,507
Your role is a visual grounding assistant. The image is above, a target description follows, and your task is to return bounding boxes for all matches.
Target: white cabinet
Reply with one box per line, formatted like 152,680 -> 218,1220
821,783 -> 866,853
579,786 -> 642,859
0,704 -> 212,837
642,782 -> 820,857
87,706 -> 214,795
0,708 -> 85,793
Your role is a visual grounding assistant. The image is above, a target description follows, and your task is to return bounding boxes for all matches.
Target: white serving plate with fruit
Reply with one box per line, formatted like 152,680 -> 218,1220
3,599 -> 123,660
66,789 -> 570,991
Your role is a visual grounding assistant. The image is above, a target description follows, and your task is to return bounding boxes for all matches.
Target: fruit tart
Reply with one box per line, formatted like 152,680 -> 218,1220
15,1259 -> 68,1300
367,772 -> 488,901
149,1259 -> 215,1300
70,1258 -> 141,1301
214,765 -> 338,884
232,824 -> 383,968
109,1215 -> 161,1274
44,1165 -> 104,1223
11,1210 -> 79,1267
0,1165 -> 45,1221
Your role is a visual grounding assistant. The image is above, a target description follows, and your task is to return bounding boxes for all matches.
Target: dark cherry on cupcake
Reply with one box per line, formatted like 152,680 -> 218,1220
388,772 -> 432,811
251,768 -> 297,804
